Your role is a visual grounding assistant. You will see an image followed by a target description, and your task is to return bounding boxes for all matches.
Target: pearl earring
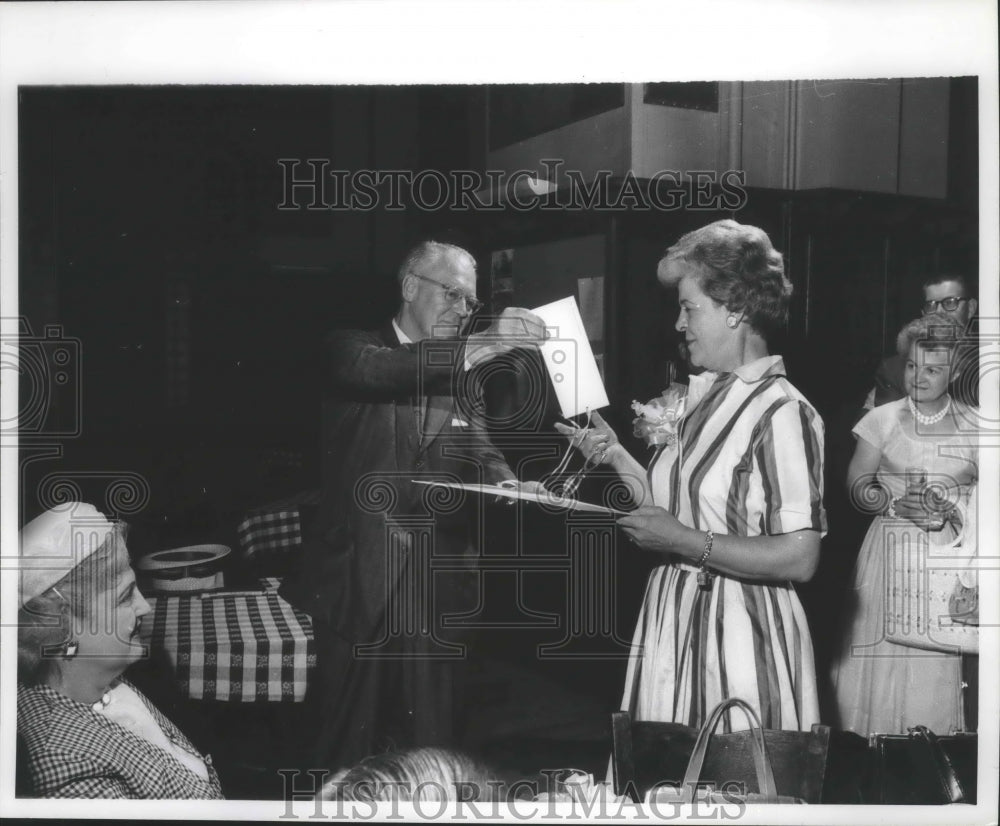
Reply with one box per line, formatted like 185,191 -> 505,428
726,316 -> 738,328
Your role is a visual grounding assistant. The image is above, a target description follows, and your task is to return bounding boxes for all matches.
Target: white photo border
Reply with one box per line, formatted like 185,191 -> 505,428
1,1 -> 997,823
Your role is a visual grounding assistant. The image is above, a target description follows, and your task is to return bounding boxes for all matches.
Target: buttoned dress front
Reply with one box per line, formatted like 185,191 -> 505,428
17,680 -> 223,798
621,356 -> 826,731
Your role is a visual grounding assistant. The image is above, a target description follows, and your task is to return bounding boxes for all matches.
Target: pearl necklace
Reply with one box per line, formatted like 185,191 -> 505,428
908,395 -> 951,425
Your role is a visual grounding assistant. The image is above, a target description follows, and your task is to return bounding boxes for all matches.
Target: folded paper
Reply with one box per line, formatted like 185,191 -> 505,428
532,296 -> 610,418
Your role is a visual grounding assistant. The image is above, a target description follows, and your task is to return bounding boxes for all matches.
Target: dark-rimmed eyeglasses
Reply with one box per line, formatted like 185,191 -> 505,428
921,296 -> 970,315
409,272 -> 484,314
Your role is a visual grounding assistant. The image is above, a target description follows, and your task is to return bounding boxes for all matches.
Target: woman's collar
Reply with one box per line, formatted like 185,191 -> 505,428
33,676 -> 123,710
685,355 -> 784,411
732,354 -> 785,383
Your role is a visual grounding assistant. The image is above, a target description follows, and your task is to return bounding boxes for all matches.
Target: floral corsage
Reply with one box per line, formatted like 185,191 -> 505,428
631,384 -> 688,447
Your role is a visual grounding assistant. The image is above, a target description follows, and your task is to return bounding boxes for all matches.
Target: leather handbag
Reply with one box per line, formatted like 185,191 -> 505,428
869,725 -> 977,804
885,489 -> 978,654
643,698 -> 806,805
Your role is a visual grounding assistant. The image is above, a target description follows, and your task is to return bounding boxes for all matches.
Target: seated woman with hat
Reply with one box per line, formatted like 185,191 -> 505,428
16,502 -> 224,798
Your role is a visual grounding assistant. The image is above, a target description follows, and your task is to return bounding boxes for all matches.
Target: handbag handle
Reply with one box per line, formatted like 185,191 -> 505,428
680,697 -> 779,803
909,725 -> 966,803
931,489 -> 970,551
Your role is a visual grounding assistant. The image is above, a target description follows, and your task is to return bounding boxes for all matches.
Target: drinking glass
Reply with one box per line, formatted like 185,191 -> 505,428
905,466 -> 927,495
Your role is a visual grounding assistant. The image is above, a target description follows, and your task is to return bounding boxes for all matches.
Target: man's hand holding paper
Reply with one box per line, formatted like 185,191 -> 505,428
466,294 -> 614,502
464,307 -> 548,368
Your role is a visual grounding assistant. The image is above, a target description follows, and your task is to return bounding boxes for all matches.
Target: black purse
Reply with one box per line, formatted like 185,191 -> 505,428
612,698 -> 830,804
869,726 -> 977,804
642,698 -> 807,805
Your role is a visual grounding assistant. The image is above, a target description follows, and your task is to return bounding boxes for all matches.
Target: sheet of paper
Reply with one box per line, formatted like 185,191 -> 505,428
412,480 -> 628,516
531,296 -> 610,418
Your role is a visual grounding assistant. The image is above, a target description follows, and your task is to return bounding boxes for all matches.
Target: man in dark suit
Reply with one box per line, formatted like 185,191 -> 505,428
280,241 -> 548,771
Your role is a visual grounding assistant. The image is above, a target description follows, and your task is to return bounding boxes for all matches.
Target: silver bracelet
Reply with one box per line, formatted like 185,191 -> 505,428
886,497 -> 900,519
697,530 -> 714,568
696,531 -> 715,590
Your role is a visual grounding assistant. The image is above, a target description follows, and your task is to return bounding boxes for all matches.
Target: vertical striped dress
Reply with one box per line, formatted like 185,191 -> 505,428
621,356 -> 826,731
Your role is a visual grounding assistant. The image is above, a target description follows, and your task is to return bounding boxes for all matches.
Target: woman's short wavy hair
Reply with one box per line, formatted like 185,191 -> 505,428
896,313 -> 979,401
896,312 -> 966,358
657,219 -> 792,338
320,747 -> 502,802
17,523 -> 131,686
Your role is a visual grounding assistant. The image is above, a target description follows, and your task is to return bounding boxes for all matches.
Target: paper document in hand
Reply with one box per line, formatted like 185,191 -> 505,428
411,480 -> 628,515
531,296 -> 610,418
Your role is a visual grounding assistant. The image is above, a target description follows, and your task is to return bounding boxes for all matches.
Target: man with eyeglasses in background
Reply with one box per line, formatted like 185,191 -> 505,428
281,240 -> 550,773
863,272 -> 979,411
858,271 -> 983,736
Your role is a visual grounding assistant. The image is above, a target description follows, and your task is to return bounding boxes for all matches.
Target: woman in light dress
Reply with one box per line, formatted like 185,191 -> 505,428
831,313 -> 978,735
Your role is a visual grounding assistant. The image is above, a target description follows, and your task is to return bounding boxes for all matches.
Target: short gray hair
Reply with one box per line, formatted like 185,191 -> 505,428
398,241 -> 476,284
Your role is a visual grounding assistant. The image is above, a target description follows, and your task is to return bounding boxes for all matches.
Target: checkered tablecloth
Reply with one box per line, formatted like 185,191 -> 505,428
237,509 -> 302,562
139,579 -> 316,703
236,490 -> 322,566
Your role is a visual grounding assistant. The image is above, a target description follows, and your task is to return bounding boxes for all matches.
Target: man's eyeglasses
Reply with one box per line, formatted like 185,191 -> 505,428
409,273 -> 484,314
922,296 -> 970,314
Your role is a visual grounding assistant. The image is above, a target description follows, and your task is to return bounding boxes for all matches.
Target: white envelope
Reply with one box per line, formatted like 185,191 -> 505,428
532,296 -> 610,418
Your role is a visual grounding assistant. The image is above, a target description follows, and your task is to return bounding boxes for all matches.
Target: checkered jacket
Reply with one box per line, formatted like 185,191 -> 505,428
17,680 -> 224,799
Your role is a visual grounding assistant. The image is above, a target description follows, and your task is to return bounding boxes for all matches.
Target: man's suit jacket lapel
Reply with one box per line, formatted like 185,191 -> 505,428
376,322 -> 453,451
376,324 -> 415,466
421,395 -> 453,449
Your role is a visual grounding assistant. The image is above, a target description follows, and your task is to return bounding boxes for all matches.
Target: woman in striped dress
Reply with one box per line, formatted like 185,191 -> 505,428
558,220 -> 825,731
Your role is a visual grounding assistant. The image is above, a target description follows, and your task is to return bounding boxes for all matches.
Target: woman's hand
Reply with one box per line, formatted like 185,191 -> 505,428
494,479 -> 550,504
554,411 -> 620,466
892,490 -> 951,530
616,506 -> 698,557
619,510 -> 822,582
